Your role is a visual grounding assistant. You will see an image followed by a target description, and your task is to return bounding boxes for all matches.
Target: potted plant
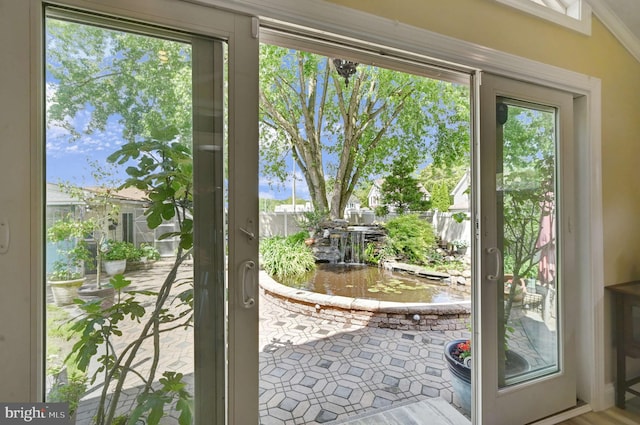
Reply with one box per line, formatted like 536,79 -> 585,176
444,339 -> 472,415
444,338 -> 529,417
47,216 -> 95,306
102,240 -> 134,275
453,239 -> 469,255
138,243 -> 160,262
126,243 -> 161,272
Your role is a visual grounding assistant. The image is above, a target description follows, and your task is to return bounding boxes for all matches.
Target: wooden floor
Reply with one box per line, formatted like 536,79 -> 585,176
556,398 -> 640,425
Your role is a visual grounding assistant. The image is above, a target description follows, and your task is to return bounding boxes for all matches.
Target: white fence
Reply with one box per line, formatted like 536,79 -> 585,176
258,210 -> 471,246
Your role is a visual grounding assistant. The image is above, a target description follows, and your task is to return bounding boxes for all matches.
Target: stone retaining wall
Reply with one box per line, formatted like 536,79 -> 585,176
260,271 -> 471,331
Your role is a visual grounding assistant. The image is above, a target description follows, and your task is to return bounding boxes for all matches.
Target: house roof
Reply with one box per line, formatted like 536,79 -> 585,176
47,183 -> 149,206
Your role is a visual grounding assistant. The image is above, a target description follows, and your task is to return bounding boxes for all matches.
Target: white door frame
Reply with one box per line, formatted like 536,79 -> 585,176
476,73 -> 578,424
186,0 -> 602,412
189,3 -> 604,414
31,1 -> 259,423
28,0 -> 604,419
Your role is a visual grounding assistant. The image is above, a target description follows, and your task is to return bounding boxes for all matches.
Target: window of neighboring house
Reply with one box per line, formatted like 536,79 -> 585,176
496,0 -> 591,35
122,212 -> 134,244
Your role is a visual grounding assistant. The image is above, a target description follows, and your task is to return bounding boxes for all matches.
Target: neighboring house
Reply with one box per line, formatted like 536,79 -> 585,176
344,194 -> 362,211
368,178 -> 430,212
449,169 -> 471,213
46,183 -> 178,263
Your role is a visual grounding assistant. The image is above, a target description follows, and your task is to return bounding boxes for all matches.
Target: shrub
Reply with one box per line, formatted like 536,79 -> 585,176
287,231 -> 310,245
383,214 -> 436,265
260,236 -> 316,280
138,243 -> 161,261
103,240 -> 137,261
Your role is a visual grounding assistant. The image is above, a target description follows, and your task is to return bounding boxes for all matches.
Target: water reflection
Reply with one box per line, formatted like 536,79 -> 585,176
280,263 -> 469,303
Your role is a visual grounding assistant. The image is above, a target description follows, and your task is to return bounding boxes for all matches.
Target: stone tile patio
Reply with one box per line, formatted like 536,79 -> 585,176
55,261 -> 551,424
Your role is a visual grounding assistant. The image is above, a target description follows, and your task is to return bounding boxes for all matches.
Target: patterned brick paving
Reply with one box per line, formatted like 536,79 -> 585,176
61,261 -> 553,424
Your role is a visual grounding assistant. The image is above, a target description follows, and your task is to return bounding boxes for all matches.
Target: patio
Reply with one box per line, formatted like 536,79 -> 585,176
54,260 -> 549,424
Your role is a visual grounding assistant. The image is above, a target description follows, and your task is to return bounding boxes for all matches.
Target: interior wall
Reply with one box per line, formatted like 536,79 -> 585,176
328,0 -> 640,391
0,0 -> 36,401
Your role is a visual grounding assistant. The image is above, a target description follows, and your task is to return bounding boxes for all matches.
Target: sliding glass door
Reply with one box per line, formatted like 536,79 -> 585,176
43,2 -> 258,424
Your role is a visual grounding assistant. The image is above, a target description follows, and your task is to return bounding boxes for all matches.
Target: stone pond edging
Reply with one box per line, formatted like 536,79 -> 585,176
259,269 -> 471,331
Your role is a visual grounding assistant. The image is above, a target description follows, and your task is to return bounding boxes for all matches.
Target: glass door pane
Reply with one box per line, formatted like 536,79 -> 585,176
44,11 -> 208,425
477,73 -> 576,425
497,98 -> 558,386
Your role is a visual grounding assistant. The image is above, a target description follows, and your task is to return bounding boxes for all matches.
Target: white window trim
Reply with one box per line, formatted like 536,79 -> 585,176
495,0 -> 592,35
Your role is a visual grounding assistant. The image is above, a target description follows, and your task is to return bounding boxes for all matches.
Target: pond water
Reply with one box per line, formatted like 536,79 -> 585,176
280,263 -> 470,303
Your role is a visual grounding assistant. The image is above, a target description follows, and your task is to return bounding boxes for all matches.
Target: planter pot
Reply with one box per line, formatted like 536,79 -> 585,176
445,339 -> 530,416
445,339 -> 472,416
125,259 -> 154,272
103,259 -> 126,276
78,285 -> 116,309
48,278 -> 86,306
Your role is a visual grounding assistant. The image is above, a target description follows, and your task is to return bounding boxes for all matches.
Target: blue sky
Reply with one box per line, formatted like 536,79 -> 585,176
46,103 -> 309,201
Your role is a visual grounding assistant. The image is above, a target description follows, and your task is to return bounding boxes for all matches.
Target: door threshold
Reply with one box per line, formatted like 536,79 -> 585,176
528,403 -> 592,425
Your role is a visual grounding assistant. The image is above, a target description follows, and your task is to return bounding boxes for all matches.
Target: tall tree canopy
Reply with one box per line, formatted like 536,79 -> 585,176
46,19 -> 192,151
259,45 -> 469,218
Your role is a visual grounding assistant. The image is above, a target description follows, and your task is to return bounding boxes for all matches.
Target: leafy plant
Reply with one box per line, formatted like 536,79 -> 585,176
47,368 -> 88,416
139,243 -> 161,261
67,273 -> 193,425
379,155 -> 430,214
453,239 -> 469,249
260,236 -> 316,280
103,240 -> 136,261
47,215 -> 95,281
294,209 -> 328,235
383,214 -> 437,265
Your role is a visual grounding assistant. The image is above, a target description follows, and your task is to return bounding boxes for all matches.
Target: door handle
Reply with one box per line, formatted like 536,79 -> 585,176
239,218 -> 255,240
241,260 -> 256,309
486,247 -> 502,281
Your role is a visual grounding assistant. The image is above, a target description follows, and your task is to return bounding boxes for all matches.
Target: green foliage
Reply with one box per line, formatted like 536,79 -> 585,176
374,205 -> 389,217
452,212 -> 468,223
430,181 -> 451,212
260,236 -> 316,280
47,369 -> 88,415
103,240 -> 137,261
287,231 -> 311,245
294,209 -> 328,234
46,19 -> 192,148
138,243 -> 161,261
379,155 -> 430,214
260,44 -> 470,218
47,215 -> 95,281
419,163 -> 467,194
363,243 -> 387,266
108,137 -> 193,251
66,272 -> 194,425
383,214 -> 437,264
129,372 -> 193,425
